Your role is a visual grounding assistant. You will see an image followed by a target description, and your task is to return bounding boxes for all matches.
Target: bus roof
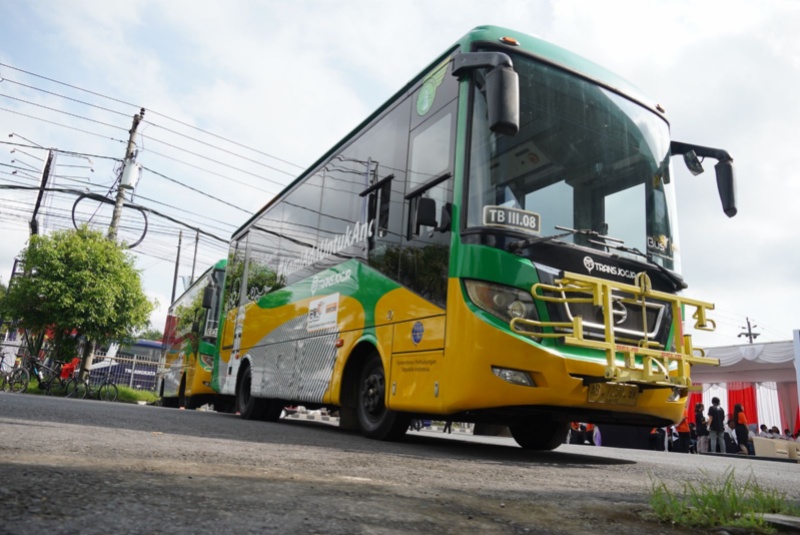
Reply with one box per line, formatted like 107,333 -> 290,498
168,258 -> 227,309
131,339 -> 164,349
458,26 -> 658,113
233,25 -> 660,239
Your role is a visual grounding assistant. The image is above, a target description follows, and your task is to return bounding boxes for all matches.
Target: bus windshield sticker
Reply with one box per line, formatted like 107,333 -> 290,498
307,293 -> 339,332
483,206 -> 541,234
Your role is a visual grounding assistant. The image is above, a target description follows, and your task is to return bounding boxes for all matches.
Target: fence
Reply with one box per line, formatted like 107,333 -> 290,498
1,339 -> 162,391
87,354 -> 159,391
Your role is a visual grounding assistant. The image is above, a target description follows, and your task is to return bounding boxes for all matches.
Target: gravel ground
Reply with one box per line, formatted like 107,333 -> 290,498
1,393 -> 798,534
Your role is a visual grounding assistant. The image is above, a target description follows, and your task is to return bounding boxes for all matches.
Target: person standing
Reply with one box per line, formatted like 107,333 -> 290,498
694,403 -> 709,453
675,408 -> 691,453
732,404 -> 749,455
707,397 -> 725,453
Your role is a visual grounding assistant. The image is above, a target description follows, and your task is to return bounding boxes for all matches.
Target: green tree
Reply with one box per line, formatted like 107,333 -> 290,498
0,278 -> 7,337
136,326 -> 164,341
0,227 -> 155,377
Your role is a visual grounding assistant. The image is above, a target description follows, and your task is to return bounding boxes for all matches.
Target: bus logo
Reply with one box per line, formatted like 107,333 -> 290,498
307,293 -> 340,332
412,321 -> 424,345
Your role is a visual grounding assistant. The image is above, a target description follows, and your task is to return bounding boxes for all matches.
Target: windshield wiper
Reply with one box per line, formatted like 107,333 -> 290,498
508,226 -> 623,253
591,240 -> 687,291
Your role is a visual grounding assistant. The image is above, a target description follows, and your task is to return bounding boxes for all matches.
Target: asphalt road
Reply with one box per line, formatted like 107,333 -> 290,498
1,393 -> 798,534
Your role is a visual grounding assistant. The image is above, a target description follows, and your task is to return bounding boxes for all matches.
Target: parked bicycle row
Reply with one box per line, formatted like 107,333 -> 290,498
0,352 -> 118,402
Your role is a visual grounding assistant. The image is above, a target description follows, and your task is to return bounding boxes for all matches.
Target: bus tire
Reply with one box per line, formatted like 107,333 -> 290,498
237,365 -> 267,420
509,419 -> 570,450
178,375 -> 187,408
357,353 -> 409,441
159,381 -> 179,408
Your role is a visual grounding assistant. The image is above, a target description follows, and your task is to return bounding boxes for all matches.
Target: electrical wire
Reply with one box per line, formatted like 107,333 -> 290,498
0,106 -> 127,144
139,165 -> 251,214
0,185 -> 229,243
0,93 -> 129,132
0,61 -> 305,169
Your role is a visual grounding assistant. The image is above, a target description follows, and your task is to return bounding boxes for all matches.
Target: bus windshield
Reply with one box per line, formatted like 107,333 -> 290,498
467,51 -> 680,272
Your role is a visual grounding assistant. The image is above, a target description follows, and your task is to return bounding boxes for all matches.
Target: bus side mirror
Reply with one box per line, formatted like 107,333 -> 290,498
202,286 -> 214,309
671,141 -> 737,218
486,65 -> 519,136
452,51 -> 519,136
715,160 -> 737,218
416,197 -> 438,232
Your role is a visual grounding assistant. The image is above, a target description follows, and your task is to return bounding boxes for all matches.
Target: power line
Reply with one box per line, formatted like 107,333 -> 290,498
0,185 -> 230,243
0,76 -> 131,117
0,106 -> 127,144
0,61 -> 305,170
142,147 -> 276,194
142,133 -> 294,185
0,93 -> 128,132
140,165 -> 251,214
0,140 -> 123,163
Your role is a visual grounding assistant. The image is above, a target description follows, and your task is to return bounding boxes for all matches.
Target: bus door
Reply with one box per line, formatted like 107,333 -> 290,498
389,99 -> 456,413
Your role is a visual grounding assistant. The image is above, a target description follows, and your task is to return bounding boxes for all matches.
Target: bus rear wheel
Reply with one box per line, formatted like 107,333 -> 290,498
357,353 -> 409,441
509,419 -> 570,450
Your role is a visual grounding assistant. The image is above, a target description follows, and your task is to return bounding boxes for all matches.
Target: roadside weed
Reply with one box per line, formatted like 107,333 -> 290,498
649,467 -> 799,533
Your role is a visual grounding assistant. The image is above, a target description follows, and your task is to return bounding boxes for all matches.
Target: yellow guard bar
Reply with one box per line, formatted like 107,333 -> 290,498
510,271 -> 719,388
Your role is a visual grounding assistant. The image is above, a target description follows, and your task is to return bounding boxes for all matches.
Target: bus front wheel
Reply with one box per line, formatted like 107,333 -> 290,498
357,353 -> 409,441
238,365 -> 267,420
509,419 -> 570,450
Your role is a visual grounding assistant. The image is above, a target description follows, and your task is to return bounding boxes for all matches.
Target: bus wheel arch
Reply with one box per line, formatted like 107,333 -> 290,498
353,348 -> 410,441
236,360 -> 264,420
236,359 -> 282,422
338,341 -> 373,430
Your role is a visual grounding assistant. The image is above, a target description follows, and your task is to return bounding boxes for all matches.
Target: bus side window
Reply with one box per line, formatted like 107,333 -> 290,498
401,100 -> 456,307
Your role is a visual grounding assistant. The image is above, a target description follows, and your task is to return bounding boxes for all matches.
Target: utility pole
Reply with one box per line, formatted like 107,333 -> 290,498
190,230 -> 199,284
738,317 -> 761,344
29,149 -> 55,236
171,230 -> 183,304
108,108 -> 145,241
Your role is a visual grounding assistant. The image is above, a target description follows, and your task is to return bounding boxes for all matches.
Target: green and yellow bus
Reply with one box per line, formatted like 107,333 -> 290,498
160,259 -> 231,410
209,26 -> 736,449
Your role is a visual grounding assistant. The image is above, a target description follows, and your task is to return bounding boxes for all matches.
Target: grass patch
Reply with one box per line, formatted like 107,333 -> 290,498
116,386 -> 159,404
650,467 -> 800,533
20,377 -> 158,404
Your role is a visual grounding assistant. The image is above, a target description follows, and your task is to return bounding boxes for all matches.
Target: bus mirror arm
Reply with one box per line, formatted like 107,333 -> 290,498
452,52 -> 519,136
671,141 -> 737,218
436,203 -> 453,233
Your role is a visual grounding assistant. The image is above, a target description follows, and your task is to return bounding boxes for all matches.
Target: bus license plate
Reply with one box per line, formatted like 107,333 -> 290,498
587,382 -> 638,406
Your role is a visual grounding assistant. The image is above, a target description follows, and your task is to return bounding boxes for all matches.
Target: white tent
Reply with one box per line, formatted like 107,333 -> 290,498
689,333 -> 800,434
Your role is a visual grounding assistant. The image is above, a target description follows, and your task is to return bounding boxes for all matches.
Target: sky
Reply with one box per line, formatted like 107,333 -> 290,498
0,0 -> 797,348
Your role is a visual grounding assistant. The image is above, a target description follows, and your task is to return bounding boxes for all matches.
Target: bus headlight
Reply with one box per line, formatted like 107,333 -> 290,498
464,279 -> 538,324
492,366 -> 535,387
199,353 -> 214,371
667,387 -> 688,402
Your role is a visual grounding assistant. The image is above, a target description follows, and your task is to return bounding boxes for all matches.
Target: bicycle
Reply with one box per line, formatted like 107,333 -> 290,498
19,353 -> 67,396
0,353 -> 29,393
65,367 -> 118,402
